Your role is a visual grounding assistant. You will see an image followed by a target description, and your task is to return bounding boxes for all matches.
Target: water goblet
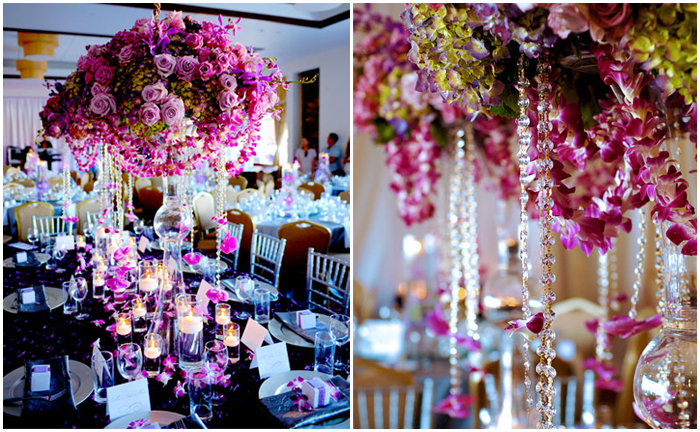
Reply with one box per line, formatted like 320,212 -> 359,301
204,340 -> 228,406
117,343 -> 143,381
133,219 -> 144,237
27,227 -> 38,249
235,277 -> 253,319
71,277 -> 90,320
330,314 -> 350,372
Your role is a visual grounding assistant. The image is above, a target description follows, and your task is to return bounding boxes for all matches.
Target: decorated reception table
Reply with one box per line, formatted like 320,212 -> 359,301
2,245 -> 350,429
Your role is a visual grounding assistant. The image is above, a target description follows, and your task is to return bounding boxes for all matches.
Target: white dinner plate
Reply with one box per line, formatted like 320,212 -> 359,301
222,279 -> 279,302
3,253 -> 50,269
259,370 -> 348,429
182,260 -> 228,275
105,410 -> 185,429
3,287 -> 64,314
268,313 -> 330,348
3,359 -> 93,416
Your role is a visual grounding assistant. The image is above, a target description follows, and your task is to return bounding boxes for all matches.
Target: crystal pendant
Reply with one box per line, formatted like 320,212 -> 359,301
633,222 -> 697,428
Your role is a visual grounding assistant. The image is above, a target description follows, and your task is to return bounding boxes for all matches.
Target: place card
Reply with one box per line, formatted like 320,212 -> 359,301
16,252 -> 27,263
106,378 -> 151,421
55,235 -> 75,251
251,342 -> 290,379
241,318 -> 273,351
196,279 -> 214,309
138,236 -> 149,253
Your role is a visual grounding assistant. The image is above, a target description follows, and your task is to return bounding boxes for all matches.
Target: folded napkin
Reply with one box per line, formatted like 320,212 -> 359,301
274,312 -> 329,343
16,285 -> 49,313
162,413 -> 207,429
21,355 -> 77,416
15,252 -> 40,268
260,376 -> 350,429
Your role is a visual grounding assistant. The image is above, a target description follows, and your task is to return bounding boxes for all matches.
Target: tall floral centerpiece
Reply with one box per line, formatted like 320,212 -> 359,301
393,3 -> 696,428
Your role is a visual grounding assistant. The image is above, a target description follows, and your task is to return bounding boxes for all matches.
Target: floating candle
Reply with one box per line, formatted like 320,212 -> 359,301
145,347 -> 161,359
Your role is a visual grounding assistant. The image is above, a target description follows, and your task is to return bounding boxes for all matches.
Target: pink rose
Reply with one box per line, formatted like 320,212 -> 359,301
94,66 -> 114,85
582,4 -> 632,41
219,73 -> 237,90
185,33 -> 203,49
154,54 -> 176,78
547,4 -> 589,39
198,62 -> 215,80
217,90 -> 240,112
161,95 -> 185,126
216,53 -> 231,71
175,55 -> 199,81
91,83 -> 109,96
165,11 -> 185,30
132,17 -> 151,35
139,102 -> 161,127
87,44 -> 105,57
90,93 -> 116,117
141,82 -> 168,103
117,45 -> 134,65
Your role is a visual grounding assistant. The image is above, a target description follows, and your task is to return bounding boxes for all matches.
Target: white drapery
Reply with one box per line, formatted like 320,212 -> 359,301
3,97 -> 48,163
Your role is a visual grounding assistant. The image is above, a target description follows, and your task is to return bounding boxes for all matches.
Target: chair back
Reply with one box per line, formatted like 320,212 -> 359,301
193,192 -> 217,233
137,186 -> 163,221
236,188 -> 259,204
4,182 -> 24,195
226,209 -> 255,271
16,201 -> 54,242
76,197 -> 100,234
551,297 -> 603,362
278,221 -> 332,302
298,181 -> 325,200
307,248 -> 349,315
223,222 -> 244,270
135,178 -> 151,191
86,211 -> 100,228
229,175 -> 248,190
15,178 -> 35,188
224,187 -> 238,208
264,180 -> 275,198
48,177 -> 63,190
34,215 -> 73,238
151,176 -> 164,189
79,172 -> 90,187
250,229 -> 286,289
339,190 -> 350,204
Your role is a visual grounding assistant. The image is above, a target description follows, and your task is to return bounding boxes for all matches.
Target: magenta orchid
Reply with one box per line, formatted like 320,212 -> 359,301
221,234 -> 238,254
433,393 -> 478,419
205,287 -> 229,304
155,371 -> 173,386
504,312 -> 545,341
183,252 -> 203,266
173,381 -> 186,398
426,304 -> 481,351
163,355 -> 177,372
601,313 -> 662,339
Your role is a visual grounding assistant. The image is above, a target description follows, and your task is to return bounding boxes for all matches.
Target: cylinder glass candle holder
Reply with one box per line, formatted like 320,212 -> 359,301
177,294 -> 204,371
223,322 -> 240,364
92,270 -> 105,299
116,312 -> 133,344
143,333 -> 162,378
253,288 -> 271,324
132,296 -> 148,333
215,303 -> 231,340
139,260 -> 160,318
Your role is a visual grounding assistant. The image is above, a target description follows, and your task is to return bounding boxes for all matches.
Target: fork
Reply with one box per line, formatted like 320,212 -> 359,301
3,389 -> 67,406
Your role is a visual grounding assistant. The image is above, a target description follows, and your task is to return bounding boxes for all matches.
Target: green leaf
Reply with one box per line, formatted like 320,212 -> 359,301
488,85 -> 518,119
430,121 -> 448,149
373,118 -> 396,144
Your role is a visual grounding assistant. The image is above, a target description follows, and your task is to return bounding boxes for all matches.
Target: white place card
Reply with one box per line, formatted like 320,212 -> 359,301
196,279 -> 214,309
138,236 -> 149,253
251,342 -> 291,379
16,252 -> 27,263
106,378 -> 151,421
55,235 -> 75,251
241,318 -> 273,351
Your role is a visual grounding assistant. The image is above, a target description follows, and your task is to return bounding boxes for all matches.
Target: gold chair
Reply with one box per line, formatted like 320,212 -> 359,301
48,177 -> 63,190
193,192 -> 218,251
235,188 -> 259,204
278,221 -> 332,301
16,201 -> 53,242
150,177 -> 164,190
15,178 -> 35,188
353,280 -> 376,325
3,165 -> 9,175
229,175 -> 248,190
69,171 -> 79,183
135,178 -> 151,191
226,209 -> 255,272
79,172 -> 91,187
298,181 -> 325,200
137,186 -> 163,221
4,182 -> 24,195
3,234 -> 12,244
339,190 -> 350,204
76,197 -> 100,235
552,297 -> 603,362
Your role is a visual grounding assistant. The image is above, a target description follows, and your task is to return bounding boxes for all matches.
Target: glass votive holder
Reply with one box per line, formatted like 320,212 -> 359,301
76,234 -> 86,250
222,322 -> 240,364
253,288 -> 270,324
62,281 -> 78,315
215,303 -> 231,340
92,270 -> 105,299
314,331 -> 336,375
132,296 -> 148,334
139,260 -> 160,318
177,294 -> 204,371
143,333 -> 162,378
116,312 -> 133,344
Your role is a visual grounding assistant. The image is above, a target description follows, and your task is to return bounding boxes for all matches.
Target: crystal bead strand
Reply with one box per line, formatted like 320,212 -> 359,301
62,148 -> 70,206
516,54 -> 534,422
535,57 -> 556,429
463,123 -> 480,342
595,249 -> 612,362
215,151 -> 227,291
447,126 -> 466,397
629,207 -> 647,319
608,240 -> 620,312
654,221 -> 665,314
98,144 -> 107,216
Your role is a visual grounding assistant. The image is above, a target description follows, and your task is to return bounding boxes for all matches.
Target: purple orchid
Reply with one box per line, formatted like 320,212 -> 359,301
504,312 -> 545,341
163,356 -> 177,372
221,234 -> 238,254
183,252 -> 203,266
290,392 -> 313,412
126,211 -> 138,222
286,376 -> 306,391
206,287 -> 229,304
433,394 -> 477,419
113,246 -> 131,262
601,313 -> 662,338
62,215 -> 79,224
173,381 -> 186,397
155,371 -> 173,386
91,319 -> 105,327
595,377 -> 624,392
127,418 -> 148,429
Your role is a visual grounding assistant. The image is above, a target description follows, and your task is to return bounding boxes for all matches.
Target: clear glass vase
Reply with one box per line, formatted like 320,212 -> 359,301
633,222 -> 697,428
153,175 -> 192,307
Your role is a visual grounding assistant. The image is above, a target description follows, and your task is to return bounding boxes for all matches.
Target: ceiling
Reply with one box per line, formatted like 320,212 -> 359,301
3,3 -> 350,79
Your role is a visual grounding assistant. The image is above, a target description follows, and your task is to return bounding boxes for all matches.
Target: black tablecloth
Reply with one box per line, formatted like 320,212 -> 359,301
2,245 -> 349,429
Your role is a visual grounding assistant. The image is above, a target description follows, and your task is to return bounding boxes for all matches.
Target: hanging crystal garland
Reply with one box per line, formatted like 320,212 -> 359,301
447,125 -> 467,397
608,240 -> 620,313
516,54 -> 534,421
215,146 -> 227,291
653,222 -> 665,313
463,123 -> 480,344
534,56 -> 557,429
595,249 -> 612,363
629,207 -> 647,319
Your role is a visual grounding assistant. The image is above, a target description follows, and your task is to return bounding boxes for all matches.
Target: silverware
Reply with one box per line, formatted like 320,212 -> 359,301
3,389 -> 67,405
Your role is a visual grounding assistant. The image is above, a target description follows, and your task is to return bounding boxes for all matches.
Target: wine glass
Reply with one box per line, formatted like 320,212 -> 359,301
235,277 -> 253,319
83,221 -> 94,243
133,219 -> 144,237
27,228 -> 38,249
71,277 -> 89,320
204,340 -> 228,406
330,314 -> 350,372
54,245 -> 67,272
117,343 -> 143,381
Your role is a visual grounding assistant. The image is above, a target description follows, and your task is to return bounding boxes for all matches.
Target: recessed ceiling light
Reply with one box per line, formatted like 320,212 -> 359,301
293,3 -> 341,13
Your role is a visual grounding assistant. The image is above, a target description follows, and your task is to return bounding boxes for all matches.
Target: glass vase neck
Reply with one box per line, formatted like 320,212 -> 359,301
661,223 -> 697,331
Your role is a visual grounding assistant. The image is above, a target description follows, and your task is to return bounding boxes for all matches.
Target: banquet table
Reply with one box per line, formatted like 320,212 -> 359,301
256,217 -> 349,251
2,244 -> 350,429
